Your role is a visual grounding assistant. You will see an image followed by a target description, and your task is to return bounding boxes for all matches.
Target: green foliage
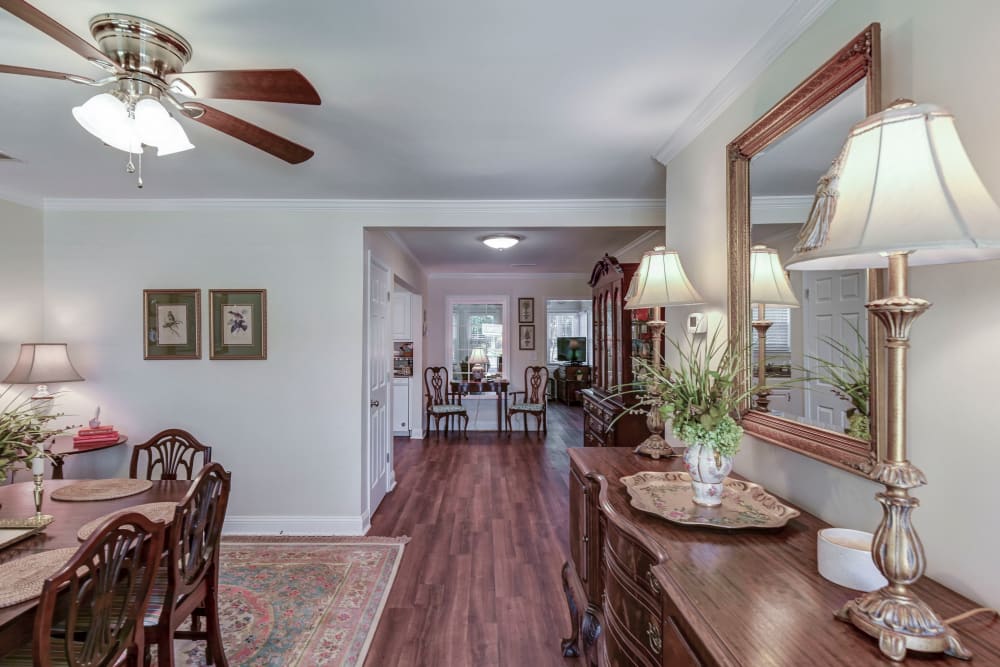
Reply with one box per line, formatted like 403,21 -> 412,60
633,325 -> 752,457
0,387 -> 67,482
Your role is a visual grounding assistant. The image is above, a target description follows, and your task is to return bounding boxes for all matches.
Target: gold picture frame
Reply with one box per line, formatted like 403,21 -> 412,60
209,289 -> 267,360
143,289 -> 201,360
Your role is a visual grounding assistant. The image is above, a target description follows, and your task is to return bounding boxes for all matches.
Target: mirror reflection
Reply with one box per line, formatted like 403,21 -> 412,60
749,81 -> 870,439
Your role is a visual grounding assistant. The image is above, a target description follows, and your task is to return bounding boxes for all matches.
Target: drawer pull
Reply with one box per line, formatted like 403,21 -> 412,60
646,570 -> 660,594
647,621 -> 662,654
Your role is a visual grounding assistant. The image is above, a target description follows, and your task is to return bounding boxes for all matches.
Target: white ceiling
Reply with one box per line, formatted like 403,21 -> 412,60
0,0 -> 826,201
390,226 -> 660,274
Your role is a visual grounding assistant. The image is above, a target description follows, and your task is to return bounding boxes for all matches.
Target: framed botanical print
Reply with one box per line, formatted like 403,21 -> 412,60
519,324 -> 535,351
209,289 -> 267,360
518,297 -> 534,323
143,289 -> 201,360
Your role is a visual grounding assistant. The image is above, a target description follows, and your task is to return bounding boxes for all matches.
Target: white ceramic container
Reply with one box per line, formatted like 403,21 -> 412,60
817,528 -> 888,592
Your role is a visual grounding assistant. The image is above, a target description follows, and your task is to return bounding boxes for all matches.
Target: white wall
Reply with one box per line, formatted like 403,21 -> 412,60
42,208 -> 365,533
0,200 -> 44,363
35,200 -> 661,530
426,272 -> 591,386
665,0 -> 1000,606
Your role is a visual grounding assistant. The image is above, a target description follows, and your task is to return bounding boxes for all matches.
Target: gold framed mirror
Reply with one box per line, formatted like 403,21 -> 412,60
727,24 -> 884,475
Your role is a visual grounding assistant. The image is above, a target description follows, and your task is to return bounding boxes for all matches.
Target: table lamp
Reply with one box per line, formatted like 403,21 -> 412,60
785,100 -> 1000,661
2,343 -> 84,400
750,245 -> 799,411
468,347 -> 489,381
625,246 -> 704,459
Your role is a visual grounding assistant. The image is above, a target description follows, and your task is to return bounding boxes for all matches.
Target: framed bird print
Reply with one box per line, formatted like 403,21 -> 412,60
209,289 -> 267,360
143,289 -> 201,360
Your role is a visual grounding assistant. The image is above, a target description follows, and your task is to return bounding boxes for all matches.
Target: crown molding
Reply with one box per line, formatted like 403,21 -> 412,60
750,195 -> 813,225
612,229 -> 662,258
653,0 -> 837,166
42,197 -> 665,214
429,272 -> 589,280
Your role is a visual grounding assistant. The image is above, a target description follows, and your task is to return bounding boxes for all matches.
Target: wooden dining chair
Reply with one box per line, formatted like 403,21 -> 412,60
424,366 -> 469,438
130,428 -> 212,481
5,512 -> 165,667
507,365 -> 550,434
143,462 -> 232,667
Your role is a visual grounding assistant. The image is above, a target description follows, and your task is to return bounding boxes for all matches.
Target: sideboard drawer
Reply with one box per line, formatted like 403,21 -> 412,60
603,598 -> 658,667
604,520 -> 659,599
659,616 -> 702,667
604,554 -> 662,664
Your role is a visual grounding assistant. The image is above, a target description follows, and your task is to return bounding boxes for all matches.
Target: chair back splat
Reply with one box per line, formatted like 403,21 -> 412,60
145,462 -> 232,667
33,512 -> 165,666
130,428 -> 212,481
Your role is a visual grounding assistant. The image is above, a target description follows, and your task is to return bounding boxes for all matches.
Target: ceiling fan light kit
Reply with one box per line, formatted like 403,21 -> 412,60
0,1 -> 321,187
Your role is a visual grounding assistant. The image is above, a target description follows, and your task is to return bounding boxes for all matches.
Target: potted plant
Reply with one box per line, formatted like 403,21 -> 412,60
0,388 -> 67,483
634,327 -> 751,507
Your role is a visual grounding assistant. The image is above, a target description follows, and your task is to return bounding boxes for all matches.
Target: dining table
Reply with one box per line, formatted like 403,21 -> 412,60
0,478 -> 191,658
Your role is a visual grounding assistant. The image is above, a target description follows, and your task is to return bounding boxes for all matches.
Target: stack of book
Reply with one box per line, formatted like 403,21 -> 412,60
73,425 -> 120,449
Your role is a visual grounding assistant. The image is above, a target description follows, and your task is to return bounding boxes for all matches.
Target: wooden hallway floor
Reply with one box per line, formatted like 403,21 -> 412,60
366,403 -> 586,667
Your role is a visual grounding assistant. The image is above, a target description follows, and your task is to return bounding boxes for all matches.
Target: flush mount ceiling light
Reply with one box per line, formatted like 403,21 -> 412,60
481,234 -> 523,250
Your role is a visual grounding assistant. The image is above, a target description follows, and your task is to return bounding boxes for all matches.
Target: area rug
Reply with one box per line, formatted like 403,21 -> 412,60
175,536 -> 408,666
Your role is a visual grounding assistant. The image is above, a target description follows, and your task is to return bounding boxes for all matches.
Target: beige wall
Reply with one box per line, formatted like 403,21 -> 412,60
665,0 -> 1000,606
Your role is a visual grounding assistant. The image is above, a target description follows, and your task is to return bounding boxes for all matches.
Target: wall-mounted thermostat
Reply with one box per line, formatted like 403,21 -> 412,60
687,312 -> 706,334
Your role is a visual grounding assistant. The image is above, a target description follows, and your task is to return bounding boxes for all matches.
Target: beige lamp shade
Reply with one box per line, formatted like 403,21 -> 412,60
625,246 -> 704,309
751,245 -> 799,307
467,348 -> 489,366
3,343 -> 84,385
786,101 -> 1000,270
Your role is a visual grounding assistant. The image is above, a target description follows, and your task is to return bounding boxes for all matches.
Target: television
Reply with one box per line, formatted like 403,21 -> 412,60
556,336 -> 588,364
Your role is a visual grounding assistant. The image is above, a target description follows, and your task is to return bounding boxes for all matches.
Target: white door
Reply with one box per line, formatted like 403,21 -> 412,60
367,253 -> 392,516
802,269 -> 867,430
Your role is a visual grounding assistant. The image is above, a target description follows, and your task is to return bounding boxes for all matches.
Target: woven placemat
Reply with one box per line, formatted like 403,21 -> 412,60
0,547 -> 77,608
51,479 -> 153,502
76,502 -> 178,541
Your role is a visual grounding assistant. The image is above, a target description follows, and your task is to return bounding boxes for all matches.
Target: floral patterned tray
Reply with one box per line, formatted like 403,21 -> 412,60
620,471 -> 800,530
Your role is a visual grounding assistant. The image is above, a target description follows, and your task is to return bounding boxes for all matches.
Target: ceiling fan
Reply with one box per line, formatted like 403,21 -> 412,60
0,0 -> 321,185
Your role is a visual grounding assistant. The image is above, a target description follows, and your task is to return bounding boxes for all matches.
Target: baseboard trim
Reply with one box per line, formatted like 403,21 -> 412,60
224,515 -> 368,536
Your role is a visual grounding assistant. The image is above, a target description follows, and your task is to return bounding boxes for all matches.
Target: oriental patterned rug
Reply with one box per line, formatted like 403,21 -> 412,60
175,536 -> 408,667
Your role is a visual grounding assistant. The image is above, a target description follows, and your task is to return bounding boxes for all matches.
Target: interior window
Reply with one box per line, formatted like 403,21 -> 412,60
450,302 -> 504,379
546,299 -> 591,364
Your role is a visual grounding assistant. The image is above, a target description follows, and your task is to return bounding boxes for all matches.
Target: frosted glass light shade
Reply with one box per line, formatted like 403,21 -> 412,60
751,245 -> 799,307
625,246 -> 703,309
2,343 -> 84,385
786,101 -> 1000,270
482,235 -> 522,250
72,94 -> 192,156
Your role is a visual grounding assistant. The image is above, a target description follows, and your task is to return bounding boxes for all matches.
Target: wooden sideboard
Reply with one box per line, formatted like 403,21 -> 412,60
561,448 -> 1000,666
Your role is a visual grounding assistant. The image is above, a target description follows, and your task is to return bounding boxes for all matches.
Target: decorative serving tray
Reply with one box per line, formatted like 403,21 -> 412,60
620,471 -> 800,530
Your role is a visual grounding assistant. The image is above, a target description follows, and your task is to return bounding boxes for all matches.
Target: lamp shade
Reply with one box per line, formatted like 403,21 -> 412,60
625,246 -> 703,309
751,245 -> 799,307
468,348 -> 489,365
786,100 -> 1000,270
2,343 -> 84,385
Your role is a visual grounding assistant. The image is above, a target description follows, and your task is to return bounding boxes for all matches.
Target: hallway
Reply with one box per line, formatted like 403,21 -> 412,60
366,403 -> 585,666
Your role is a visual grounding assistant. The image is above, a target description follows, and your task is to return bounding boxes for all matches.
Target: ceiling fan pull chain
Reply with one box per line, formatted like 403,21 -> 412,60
137,150 -> 143,189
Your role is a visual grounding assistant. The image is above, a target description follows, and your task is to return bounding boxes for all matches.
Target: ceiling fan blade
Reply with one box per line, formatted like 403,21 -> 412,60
0,0 -> 118,72
166,69 -> 321,105
0,64 -> 95,83
184,103 -> 314,164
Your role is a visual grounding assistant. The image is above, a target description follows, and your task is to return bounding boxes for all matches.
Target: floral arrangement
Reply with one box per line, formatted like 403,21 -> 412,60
0,388 -> 67,482
634,327 -> 751,458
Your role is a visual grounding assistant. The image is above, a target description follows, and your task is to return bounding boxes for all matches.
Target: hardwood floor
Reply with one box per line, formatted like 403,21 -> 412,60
366,402 -> 585,667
